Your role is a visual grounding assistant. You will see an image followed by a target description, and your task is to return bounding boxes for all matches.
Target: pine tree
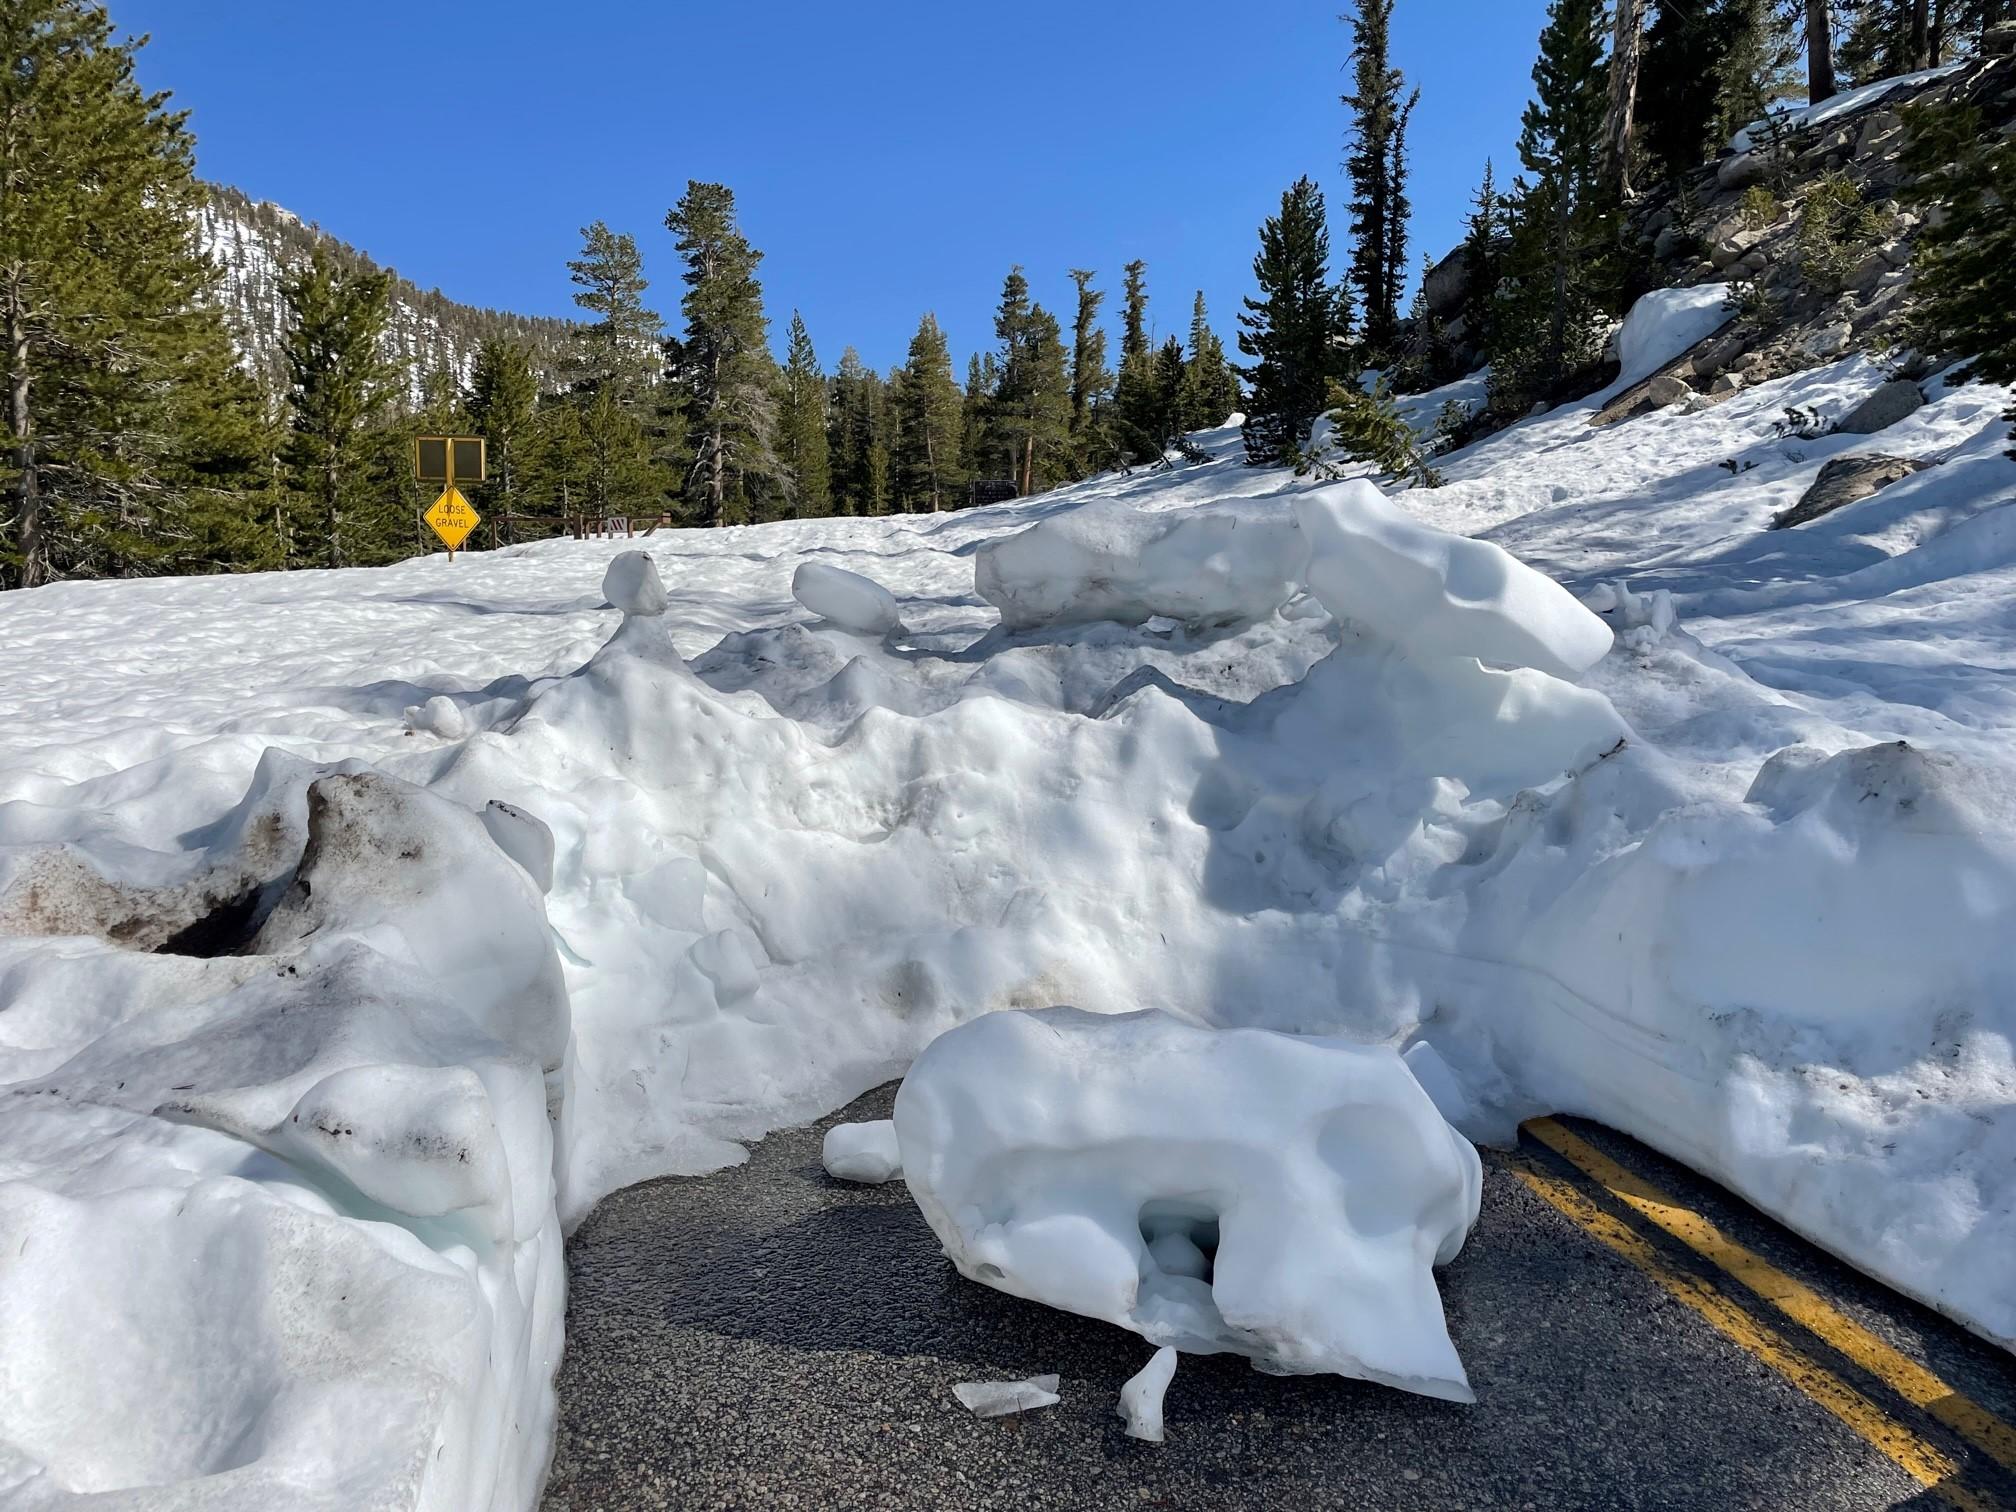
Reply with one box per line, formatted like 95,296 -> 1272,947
1459,160 -> 1505,354
1899,100 -> 2016,456
889,314 -> 964,512
0,1 -> 248,586
1178,292 -> 1240,431
280,250 -> 397,568
1067,269 -> 1113,468
1487,0 -> 1614,418
828,348 -> 888,515
985,269 -> 1074,493
664,182 -> 784,525
562,222 -> 663,521
1114,260 -> 1164,462
1808,0 -> 1839,101
1713,0 -> 1801,149
1239,178 -> 1351,466
960,353 -> 996,494
1342,0 -> 1419,359
778,312 -> 831,517
467,338 -> 538,542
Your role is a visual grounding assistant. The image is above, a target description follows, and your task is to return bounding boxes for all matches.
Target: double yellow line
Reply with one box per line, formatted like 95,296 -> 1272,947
1512,1117 -> 2016,1512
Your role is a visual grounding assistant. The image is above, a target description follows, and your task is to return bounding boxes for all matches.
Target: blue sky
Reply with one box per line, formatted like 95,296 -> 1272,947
122,0 -> 1552,373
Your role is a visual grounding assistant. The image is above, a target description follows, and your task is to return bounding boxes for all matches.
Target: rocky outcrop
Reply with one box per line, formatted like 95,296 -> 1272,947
1774,455 -> 1927,528
1836,379 -> 1926,434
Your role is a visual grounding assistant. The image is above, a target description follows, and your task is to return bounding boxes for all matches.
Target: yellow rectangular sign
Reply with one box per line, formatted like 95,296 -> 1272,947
423,486 -> 481,551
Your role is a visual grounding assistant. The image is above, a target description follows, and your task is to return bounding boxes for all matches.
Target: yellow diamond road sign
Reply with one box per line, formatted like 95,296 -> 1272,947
424,486 -> 480,551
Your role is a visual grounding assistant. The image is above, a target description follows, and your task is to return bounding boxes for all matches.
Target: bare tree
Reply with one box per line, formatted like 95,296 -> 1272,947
1911,0 -> 1932,66
1808,0 -> 1838,102
1603,0 -> 1647,199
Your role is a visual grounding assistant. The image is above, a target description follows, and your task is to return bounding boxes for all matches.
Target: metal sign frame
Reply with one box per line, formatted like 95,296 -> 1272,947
413,435 -> 487,486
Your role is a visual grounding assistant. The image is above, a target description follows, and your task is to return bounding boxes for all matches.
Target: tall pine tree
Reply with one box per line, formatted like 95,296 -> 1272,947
1239,179 -> 1350,466
889,313 -> 964,512
1342,0 -> 1419,359
467,338 -> 539,542
280,251 -> 397,568
664,181 -> 784,525
1487,0 -> 1613,418
1,1 -> 248,586
563,222 -> 663,521
828,348 -> 889,515
1067,269 -> 1114,469
1178,292 -> 1240,432
778,312 -> 831,517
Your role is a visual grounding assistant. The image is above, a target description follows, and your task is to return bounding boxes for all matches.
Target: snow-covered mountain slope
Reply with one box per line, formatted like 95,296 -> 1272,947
197,185 -> 574,400
0,316 -> 2012,1506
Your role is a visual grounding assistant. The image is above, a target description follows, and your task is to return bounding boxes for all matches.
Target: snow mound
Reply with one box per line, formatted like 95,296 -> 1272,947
1295,480 -> 1614,680
974,500 -> 1306,630
792,561 -> 903,636
821,1119 -> 902,1183
0,760 -> 567,1511
894,1007 -> 1482,1401
603,549 -> 668,616
1612,286 -> 1732,390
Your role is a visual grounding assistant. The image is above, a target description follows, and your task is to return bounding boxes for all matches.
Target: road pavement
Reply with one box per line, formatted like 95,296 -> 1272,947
540,1084 -> 2016,1512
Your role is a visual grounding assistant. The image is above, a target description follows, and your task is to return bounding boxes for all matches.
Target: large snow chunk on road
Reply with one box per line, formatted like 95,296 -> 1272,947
974,501 -> 1306,630
792,561 -> 903,636
1294,481 -> 1613,680
894,1007 -> 1482,1402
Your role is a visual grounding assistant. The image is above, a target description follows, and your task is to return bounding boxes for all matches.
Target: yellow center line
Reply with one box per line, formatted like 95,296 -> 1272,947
1525,1116 -> 2016,1478
1506,1155 -> 1992,1512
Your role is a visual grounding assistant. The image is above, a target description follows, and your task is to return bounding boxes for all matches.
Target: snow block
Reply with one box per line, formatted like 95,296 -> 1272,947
974,501 -> 1306,631
821,1119 -> 903,1183
1293,481 -> 1613,680
894,1007 -> 1482,1401
792,561 -> 903,637
1613,286 -> 1736,390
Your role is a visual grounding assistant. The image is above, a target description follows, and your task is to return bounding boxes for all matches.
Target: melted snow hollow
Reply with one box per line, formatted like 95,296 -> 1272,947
1,333 -> 2013,1507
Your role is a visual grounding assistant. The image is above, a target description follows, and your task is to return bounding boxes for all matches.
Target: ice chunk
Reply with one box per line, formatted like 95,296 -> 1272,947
895,1007 -> 1482,1401
821,1119 -> 903,1183
1293,481 -> 1613,680
1118,1347 -> 1178,1442
974,501 -> 1306,630
952,1375 -> 1061,1418
403,694 -> 468,739
792,561 -> 902,637
603,550 -> 668,616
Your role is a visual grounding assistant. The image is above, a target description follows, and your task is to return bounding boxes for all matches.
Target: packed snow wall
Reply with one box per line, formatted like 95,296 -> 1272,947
0,762 -> 569,1511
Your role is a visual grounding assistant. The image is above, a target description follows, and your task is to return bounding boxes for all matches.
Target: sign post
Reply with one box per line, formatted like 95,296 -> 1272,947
414,436 -> 486,560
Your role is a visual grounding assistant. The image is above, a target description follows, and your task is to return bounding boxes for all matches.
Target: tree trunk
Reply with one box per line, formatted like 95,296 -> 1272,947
1807,0 -> 1837,102
925,430 -> 941,512
6,293 -> 44,589
1911,0 -> 1932,68
1930,0 -> 1949,64
325,457 -> 343,569
1019,434 -> 1034,498
1603,0 -> 1646,199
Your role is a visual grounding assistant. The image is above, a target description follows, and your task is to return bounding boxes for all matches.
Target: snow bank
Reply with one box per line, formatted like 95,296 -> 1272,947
1612,285 -> 1733,390
0,760 -> 567,1511
792,561 -> 903,636
894,1008 -> 1482,1401
1731,62 -> 1967,151
975,500 -> 1305,630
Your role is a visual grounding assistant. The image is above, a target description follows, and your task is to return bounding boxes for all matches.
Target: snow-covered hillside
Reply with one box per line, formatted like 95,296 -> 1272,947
0,314 -> 2011,1507
196,186 -> 573,400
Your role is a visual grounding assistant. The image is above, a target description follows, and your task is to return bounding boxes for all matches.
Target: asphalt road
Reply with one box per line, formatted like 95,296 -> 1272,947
540,1085 -> 2016,1512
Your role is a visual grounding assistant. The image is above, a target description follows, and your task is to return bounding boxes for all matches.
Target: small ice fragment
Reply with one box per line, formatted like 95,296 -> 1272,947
1118,1347 -> 1177,1442
822,1120 -> 903,1184
604,550 -> 668,616
952,1374 -> 1060,1418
